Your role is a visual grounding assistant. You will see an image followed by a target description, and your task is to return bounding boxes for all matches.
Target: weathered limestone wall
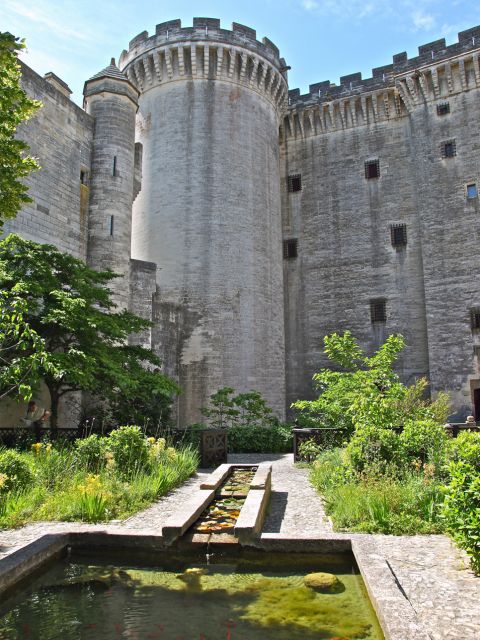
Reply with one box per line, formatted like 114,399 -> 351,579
3,63 -> 93,259
281,118 -> 430,408
124,20 -> 288,424
283,29 -> 480,418
408,87 -> 480,418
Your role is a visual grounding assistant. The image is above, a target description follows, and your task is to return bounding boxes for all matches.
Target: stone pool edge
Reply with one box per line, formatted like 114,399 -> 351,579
0,529 -> 429,640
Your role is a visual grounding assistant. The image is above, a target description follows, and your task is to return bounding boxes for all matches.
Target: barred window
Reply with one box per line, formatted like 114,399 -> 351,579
391,224 -> 407,248
442,140 -> 456,158
370,299 -> 387,323
283,238 -> 298,259
471,308 -> 480,331
288,174 -> 302,192
436,102 -> 450,116
365,159 -> 380,179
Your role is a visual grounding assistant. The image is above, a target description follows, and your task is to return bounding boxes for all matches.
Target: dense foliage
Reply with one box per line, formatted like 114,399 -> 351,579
0,427 -> 198,526
0,234 -> 179,426
196,387 -> 292,453
0,33 -> 40,228
227,424 -> 292,453
441,432 -> 480,573
301,331 -> 480,574
293,331 -> 449,435
201,387 -> 280,429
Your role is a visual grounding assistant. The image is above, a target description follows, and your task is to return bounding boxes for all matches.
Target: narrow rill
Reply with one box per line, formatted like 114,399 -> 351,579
191,466 -> 257,536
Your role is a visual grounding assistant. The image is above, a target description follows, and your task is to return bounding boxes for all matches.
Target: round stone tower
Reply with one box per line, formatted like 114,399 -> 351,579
83,60 -> 139,310
119,18 -> 288,424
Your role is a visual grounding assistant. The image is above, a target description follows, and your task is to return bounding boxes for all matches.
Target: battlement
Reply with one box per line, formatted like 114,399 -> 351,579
289,26 -> 480,106
119,18 -> 283,70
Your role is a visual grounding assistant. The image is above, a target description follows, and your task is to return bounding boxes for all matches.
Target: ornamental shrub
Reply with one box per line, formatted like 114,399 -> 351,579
441,461 -> 480,574
75,434 -> 108,472
0,450 -> 34,493
227,424 -> 292,453
108,426 -> 149,476
400,419 -> 450,468
346,425 -> 405,475
448,431 -> 480,471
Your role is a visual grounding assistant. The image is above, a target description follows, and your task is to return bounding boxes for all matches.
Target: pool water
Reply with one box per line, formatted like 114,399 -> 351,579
0,550 -> 384,640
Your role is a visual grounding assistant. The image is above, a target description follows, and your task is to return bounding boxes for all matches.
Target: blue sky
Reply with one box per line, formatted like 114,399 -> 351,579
2,0 -> 480,105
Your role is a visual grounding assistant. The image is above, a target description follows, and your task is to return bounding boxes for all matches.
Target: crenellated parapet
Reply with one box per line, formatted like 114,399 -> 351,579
118,18 -> 289,117
284,26 -> 480,139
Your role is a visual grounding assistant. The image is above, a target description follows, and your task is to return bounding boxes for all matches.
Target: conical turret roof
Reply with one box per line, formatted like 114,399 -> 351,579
87,58 -> 128,82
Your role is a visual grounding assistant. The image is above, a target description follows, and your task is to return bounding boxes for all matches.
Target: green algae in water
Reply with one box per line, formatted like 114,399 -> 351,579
0,552 -> 384,640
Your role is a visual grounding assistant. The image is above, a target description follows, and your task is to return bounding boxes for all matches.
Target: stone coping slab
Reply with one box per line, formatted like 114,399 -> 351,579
250,462 -> 272,490
0,529 -> 431,640
199,462 -> 270,491
161,489 -> 214,543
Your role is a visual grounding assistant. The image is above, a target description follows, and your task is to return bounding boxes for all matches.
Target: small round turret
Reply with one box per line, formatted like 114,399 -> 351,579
83,60 -> 139,310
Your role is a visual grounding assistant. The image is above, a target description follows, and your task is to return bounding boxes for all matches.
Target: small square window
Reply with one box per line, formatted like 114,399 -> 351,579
442,140 -> 456,158
80,169 -> 88,185
391,224 -> 407,248
370,299 -> 387,323
471,308 -> 480,332
467,183 -> 478,199
365,160 -> 380,179
288,174 -> 302,192
436,102 -> 450,116
283,238 -> 298,259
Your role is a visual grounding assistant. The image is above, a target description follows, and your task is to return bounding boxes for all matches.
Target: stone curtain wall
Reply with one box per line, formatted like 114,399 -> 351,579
282,29 -> 480,418
4,63 -> 94,260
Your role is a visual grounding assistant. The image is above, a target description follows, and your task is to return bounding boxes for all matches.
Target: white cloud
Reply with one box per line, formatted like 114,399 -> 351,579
302,0 -> 319,10
3,0 -> 93,43
411,9 -> 436,31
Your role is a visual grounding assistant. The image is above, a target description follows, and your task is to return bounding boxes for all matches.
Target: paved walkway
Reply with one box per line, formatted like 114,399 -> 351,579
0,453 -> 479,639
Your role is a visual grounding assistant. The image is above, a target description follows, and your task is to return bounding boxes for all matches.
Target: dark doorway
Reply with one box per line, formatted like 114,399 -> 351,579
473,388 -> 480,421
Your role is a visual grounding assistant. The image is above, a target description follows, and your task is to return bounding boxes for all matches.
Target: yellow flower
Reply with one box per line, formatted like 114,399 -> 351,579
147,437 -> 156,444
45,443 -> 52,454
157,438 -> 166,451
166,447 -> 177,460
0,473 -> 8,490
31,442 -> 43,455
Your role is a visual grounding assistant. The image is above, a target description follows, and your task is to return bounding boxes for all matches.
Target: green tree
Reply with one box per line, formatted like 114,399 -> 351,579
0,291 -> 51,401
0,234 -> 179,428
201,387 -> 239,429
292,331 -> 449,435
0,33 -> 41,228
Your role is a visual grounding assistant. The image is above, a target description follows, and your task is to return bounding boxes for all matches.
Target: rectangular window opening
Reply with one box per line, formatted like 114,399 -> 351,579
80,169 -> 88,185
442,140 -> 456,158
283,238 -> 298,259
471,308 -> 480,332
287,174 -> 302,192
113,156 -> 117,177
436,102 -> 450,116
365,159 -> 380,179
109,215 -> 114,236
370,299 -> 387,323
467,183 -> 478,199
391,223 -> 407,248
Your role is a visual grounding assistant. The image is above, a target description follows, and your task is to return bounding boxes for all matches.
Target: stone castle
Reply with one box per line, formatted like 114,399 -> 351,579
5,18 -> 480,425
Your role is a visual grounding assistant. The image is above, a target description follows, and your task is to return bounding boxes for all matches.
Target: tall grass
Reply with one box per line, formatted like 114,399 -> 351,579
0,443 -> 198,528
310,448 -> 444,535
